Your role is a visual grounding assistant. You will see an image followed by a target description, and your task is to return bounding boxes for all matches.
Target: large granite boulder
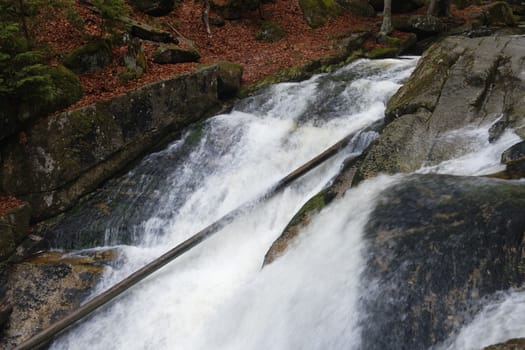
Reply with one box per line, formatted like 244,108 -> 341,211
354,35 -> 525,183
0,66 -> 223,220
360,174 -> 525,349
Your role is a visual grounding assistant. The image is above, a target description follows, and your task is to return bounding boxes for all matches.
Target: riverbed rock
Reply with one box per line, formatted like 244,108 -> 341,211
216,61 -> 243,99
0,250 -> 117,349
360,174 -> 525,350
353,35 -> 525,183
0,66 -> 222,221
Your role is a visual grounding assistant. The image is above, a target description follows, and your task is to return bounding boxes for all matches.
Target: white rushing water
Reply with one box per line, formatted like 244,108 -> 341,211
50,55 -> 525,350
50,58 -> 418,350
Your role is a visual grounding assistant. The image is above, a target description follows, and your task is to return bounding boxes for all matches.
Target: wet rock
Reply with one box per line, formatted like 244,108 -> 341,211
0,250 -> 117,349
128,0 -> 178,16
153,44 -> 201,64
500,141 -> 525,178
354,35 -> 525,183
0,202 -> 31,263
0,66 -> 222,220
299,0 -> 341,28
484,338 -> 525,350
360,174 -> 525,350
63,39 -> 113,74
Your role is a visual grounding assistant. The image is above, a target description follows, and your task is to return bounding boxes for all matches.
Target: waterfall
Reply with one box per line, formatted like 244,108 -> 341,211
49,58 -> 418,350
48,55 -> 524,350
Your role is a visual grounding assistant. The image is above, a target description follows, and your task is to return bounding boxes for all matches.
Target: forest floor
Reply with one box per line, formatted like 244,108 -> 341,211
36,0 -> 468,111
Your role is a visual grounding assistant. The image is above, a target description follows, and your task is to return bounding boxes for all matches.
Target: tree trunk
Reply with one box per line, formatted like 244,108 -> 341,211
380,0 -> 392,35
201,0 -> 211,36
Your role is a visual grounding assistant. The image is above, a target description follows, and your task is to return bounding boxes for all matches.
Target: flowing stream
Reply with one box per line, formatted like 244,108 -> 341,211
49,57 -> 523,350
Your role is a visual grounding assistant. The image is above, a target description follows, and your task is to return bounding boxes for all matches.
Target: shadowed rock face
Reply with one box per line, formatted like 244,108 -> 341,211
354,35 -> 525,183
360,174 -> 525,350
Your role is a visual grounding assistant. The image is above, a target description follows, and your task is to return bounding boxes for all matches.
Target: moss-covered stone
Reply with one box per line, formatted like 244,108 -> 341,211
63,39 -> 113,73
0,66 -> 221,220
365,46 -> 399,59
255,21 -> 286,42
211,0 -> 260,19
263,189 -> 334,265
336,0 -> 375,17
128,0 -> 178,16
299,0 -> 341,28
16,65 -> 83,125
153,44 -> 201,64
484,1 -> 516,26
483,338 -> 525,350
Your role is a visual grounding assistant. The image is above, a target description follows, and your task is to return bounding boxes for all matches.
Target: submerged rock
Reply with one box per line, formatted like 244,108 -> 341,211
360,174 -> 525,350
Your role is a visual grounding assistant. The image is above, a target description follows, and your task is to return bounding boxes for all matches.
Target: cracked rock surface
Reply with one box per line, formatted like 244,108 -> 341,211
354,35 -> 525,182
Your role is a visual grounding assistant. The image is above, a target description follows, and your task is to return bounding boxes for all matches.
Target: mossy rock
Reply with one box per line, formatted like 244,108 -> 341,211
128,0 -> 178,16
211,0 -> 260,19
16,65 -> 83,123
153,44 -> 201,64
484,1 -> 516,26
299,0 -> 341,28
484,339 -> 525,350
63,39 -> 113,74
336,0 -> 375,17
255,21 -> 286,42
365,46 -> 400,59
216,61 -> 243,99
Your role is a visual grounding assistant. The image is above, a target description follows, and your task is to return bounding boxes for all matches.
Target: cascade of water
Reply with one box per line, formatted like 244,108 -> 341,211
49,58 -> 419,350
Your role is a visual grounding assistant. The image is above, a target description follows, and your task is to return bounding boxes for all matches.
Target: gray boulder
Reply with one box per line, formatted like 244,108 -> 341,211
354,35 -> 525,183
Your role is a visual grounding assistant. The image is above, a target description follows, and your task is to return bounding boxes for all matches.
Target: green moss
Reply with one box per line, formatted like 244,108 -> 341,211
256,21 -> 286,42
63,39 -> 113,73
366,47 -> 399,59
485,1 -> 516,26
17,65 -> 83,123
299,0 -> 341,28
287,189 -> 328,228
